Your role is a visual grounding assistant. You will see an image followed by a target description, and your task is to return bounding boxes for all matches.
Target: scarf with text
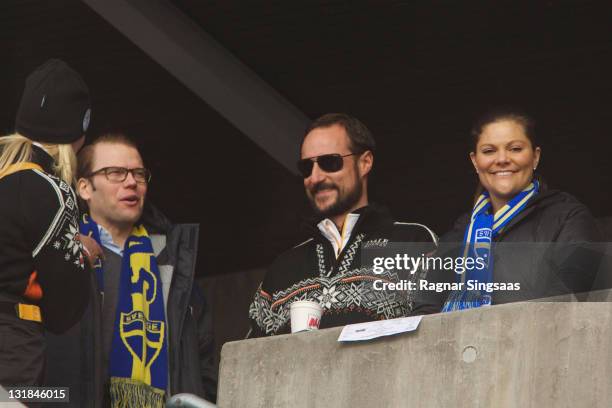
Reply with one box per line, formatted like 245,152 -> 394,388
442,181 -> 538,312
80,214 -> 168,408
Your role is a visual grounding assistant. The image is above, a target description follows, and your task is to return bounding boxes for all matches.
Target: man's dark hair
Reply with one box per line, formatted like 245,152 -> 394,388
77,133 -> 140,180
303,113 -> 376,154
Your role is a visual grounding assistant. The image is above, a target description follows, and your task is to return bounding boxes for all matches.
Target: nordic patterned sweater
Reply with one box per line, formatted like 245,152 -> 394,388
249,205 -> 438,337
0,146 -> 89,333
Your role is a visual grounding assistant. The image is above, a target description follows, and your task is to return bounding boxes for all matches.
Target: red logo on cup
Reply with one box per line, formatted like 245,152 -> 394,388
307,315 -> 320,329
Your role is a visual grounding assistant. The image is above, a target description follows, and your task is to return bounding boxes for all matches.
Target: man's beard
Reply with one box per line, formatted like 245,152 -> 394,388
308,178 -> 362,219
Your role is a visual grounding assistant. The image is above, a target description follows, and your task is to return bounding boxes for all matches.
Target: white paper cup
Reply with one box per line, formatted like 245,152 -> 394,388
290,300 -> 323,333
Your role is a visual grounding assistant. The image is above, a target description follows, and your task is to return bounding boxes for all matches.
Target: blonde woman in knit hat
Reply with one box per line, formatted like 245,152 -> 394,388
0,59 -> 101,386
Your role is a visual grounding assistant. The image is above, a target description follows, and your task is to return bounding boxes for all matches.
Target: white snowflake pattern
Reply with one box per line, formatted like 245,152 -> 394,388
64,253 -> 71,261
64,224 -> 81,256
53,241 -> 61,249
317,286 -> 339,309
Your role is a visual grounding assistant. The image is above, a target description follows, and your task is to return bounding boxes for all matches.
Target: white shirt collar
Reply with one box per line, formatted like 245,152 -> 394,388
97,224 -> 123,256
317,213 -> 360,258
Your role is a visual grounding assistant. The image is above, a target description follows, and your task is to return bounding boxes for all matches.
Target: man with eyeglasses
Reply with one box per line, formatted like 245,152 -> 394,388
249,113 -> 439,337
45,133 -> 216,406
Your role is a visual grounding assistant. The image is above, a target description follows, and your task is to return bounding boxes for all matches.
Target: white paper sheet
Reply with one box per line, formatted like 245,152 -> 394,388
337,315 -> 423,342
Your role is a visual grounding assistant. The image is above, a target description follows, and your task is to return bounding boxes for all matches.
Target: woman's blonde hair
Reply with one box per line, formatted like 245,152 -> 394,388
0,133 -> 77,184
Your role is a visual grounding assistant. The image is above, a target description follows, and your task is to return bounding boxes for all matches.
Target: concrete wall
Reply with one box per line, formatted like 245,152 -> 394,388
218,301 -> 612,408
0,386 -> 26,407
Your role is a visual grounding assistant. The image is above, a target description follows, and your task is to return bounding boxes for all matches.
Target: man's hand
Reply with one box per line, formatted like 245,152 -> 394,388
78,233 -> 104,268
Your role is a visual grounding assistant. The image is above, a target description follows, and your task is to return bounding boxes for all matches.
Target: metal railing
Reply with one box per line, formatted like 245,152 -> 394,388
166,393 -> 217,408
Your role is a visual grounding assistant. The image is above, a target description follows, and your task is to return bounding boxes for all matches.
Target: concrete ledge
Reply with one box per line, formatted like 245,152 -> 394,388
218,302 -> 612,407
0,386 -> 27,407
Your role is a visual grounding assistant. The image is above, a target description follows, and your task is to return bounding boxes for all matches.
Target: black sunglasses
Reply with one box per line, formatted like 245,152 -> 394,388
297,153 -> 358,178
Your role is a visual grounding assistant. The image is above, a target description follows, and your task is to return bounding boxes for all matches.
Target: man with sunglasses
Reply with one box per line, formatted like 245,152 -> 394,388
45,133 -> 216,406
249,113 -> 439,337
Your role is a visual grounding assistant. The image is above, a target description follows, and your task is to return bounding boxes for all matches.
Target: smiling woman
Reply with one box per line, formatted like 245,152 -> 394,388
414,108 -> 603,314
469,116 -> 540,213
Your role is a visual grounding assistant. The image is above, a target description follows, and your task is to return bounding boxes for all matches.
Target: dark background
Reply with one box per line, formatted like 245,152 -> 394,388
2,1 -> 611,278
0,0 -> 612,276
3,0 -> 612,390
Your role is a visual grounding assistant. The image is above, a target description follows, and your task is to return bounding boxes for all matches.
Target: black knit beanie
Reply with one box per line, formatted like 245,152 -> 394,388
15,59 -> 91,144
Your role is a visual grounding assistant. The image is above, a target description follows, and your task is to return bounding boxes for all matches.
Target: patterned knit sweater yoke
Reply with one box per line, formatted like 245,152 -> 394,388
249,205 -> 438,336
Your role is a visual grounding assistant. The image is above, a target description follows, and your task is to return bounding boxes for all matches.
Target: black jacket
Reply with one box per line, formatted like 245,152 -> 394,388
45,204 -> 217,406
414,190 -> 603,313
249,205 -> 438,336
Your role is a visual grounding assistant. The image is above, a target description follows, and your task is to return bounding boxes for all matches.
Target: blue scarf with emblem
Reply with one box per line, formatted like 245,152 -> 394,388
442,181 -> 539,312
80,214 -> 168,407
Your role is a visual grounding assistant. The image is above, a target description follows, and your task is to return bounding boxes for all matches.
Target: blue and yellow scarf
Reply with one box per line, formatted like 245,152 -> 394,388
442,181 -> 539,312
80,215 -> 168,407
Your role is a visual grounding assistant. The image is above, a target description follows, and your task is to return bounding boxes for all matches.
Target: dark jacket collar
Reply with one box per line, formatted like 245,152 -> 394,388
497,189 -> 561,236
303,203 -> 395,236
140,201 -> 173,235
31,144 -> 55,173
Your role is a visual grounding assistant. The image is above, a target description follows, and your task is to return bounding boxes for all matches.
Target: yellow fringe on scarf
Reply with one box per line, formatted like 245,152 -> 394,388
110,377 -> 165,408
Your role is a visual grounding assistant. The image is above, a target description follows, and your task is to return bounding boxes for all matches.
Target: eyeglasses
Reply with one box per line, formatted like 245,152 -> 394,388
297,153 -> 358,178
86,167 -> 151,184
